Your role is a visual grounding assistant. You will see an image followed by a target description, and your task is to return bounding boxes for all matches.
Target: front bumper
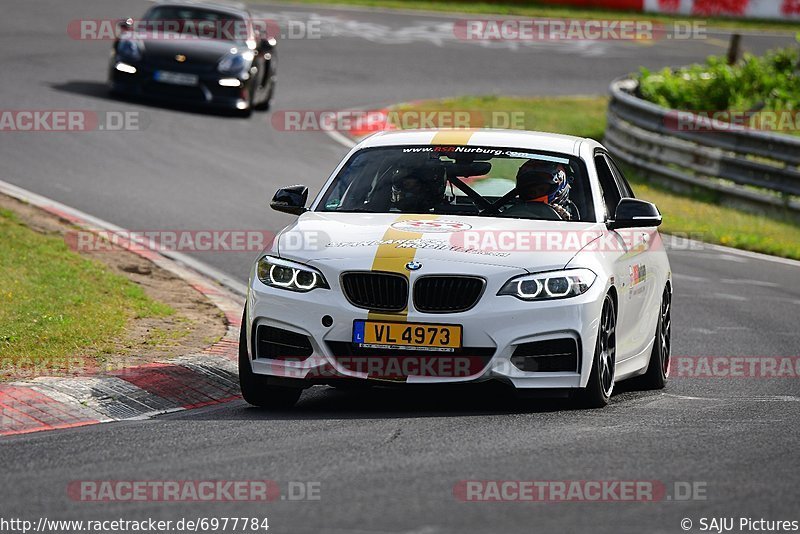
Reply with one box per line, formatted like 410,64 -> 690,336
244,262 -> 608,390
109,58 -> 252,110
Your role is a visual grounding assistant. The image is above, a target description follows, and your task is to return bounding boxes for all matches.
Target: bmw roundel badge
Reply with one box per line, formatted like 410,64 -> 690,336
405,261 -> 422,271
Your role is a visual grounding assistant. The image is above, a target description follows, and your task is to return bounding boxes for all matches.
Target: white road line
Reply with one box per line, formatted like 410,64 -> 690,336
701,242 -> 800,268
665,394 -> 800,402
712,293 -> 748,301
714,253 -> 750,263
672,273 -> 708,283
325,127 -> 358,148
720,278 -> 779,288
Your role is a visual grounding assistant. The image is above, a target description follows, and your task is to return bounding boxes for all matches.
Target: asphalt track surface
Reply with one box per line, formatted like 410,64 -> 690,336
1,2 -> 799,533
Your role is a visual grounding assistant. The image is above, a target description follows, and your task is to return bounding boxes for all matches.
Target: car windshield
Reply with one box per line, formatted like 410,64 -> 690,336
317,145 -> 595,222
141,6 -> 248,43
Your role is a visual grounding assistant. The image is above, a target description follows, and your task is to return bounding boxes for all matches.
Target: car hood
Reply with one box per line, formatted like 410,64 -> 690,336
139,37 -> 238,64
276,212 -> 605,272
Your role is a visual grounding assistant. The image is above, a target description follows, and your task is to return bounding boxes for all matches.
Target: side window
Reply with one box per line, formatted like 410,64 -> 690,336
606,155 -> 634,198
594,154 -> 622,220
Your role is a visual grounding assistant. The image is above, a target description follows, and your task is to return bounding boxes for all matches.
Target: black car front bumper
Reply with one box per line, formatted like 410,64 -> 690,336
109,58 -> 252,110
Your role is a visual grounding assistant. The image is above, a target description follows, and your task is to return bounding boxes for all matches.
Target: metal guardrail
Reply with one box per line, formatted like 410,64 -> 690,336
604,78 -> 800,216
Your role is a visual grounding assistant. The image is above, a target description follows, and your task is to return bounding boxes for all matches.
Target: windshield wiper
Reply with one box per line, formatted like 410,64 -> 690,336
334,207 -> 374,212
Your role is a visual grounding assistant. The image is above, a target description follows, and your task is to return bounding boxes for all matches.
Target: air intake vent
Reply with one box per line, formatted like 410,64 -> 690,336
256,325 -> 313,361
510,338 -> 579,372
413,276 -> 485,313
341,272 -> 408,312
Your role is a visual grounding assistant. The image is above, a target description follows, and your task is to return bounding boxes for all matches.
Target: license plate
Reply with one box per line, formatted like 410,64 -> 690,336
154,70 -> 198,86
353,320 -> 462,351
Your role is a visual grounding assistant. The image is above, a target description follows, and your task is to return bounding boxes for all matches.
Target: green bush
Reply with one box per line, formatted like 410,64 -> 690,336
637,41 -> 800,114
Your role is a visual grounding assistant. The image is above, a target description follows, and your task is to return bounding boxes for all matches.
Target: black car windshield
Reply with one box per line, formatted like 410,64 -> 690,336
317,145 -> 595,222
140,6 -> 248,43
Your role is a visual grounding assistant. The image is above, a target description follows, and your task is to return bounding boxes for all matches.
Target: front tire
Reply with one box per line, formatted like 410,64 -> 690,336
576,294 -> 617,408
238,308 -> 302,408
254,77 -> 274,111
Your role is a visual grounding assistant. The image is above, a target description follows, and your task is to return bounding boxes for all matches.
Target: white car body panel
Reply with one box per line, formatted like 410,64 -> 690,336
246,129 -> 672,391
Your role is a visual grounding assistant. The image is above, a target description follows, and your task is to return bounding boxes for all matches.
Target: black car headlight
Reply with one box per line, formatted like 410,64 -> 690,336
499,268 -> 596,301
117,39 -> 142,61
256,256 -> 329,292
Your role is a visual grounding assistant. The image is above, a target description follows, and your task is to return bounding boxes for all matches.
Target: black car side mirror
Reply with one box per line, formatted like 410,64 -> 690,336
271,185 -> 308,215
607,198 -> 662,229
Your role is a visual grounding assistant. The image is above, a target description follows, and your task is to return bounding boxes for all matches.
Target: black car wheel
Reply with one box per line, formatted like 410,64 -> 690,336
576,293 -> 617,408
635,285 -> 672,390
253,70 -> 274,111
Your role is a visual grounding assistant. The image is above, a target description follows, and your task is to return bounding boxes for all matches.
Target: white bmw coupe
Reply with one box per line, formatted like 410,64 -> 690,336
240,129 -> 672,408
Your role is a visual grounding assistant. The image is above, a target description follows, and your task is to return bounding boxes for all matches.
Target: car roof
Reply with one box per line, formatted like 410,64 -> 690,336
357,129 -> 598,157
150,1 -> 250,18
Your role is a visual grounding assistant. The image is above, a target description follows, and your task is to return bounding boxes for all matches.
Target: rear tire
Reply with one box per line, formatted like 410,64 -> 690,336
576,294 -> 616,408
635,286 -> 671,390
238,308 -> 302,408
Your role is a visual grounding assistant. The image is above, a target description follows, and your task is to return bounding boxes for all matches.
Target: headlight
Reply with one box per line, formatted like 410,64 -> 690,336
117,39 -> 142,61
217,51 -> 253,76
498,268 -> 596,301
256,256 -> 329,292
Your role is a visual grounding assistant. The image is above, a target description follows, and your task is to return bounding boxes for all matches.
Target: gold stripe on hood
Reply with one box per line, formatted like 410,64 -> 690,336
368,214 -> 438,321
431,130 -> 476,146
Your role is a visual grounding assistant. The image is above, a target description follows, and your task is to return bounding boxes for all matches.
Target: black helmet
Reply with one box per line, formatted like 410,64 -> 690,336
516,159 -> 570,207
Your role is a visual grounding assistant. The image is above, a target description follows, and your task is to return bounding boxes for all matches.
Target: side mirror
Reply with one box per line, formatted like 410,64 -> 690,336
271,185 -> 308,215
608,198 -> 662,229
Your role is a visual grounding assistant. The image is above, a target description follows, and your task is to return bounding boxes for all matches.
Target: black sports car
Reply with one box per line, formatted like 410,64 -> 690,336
108,2 -> 276,115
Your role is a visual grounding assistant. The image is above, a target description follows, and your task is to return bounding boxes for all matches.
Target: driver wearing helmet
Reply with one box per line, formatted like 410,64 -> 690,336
514,159 -> 577,220
389,165 -> 445,213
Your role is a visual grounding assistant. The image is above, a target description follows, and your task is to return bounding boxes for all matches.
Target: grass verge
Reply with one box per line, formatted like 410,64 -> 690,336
637,45 -> 800,136
388,95 -> 800,260
0,207 -> 174,367
275,0 -> 800,32
394,95 -> 607,141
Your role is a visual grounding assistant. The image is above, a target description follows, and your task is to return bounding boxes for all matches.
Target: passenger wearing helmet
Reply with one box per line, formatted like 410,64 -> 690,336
513,159 -> 577,220
389,165 -> 445,213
